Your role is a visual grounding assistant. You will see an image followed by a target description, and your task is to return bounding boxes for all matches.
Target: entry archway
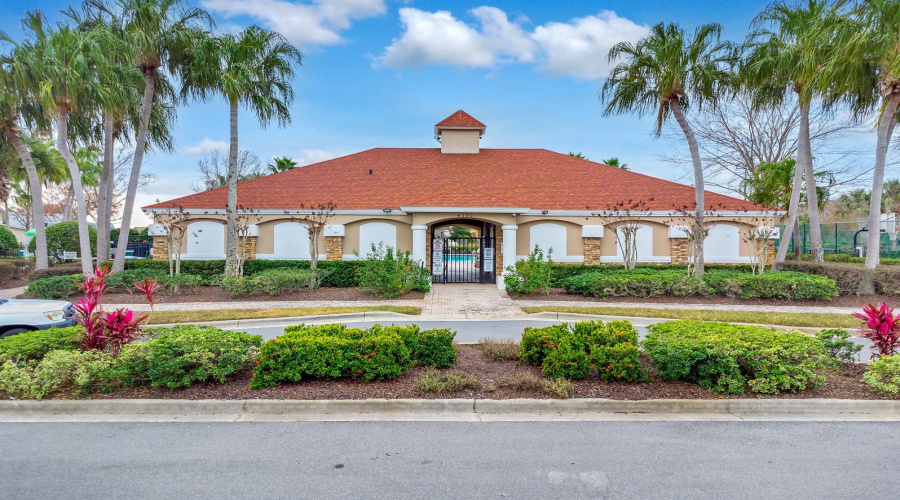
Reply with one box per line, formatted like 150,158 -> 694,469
429,219 -> 498,284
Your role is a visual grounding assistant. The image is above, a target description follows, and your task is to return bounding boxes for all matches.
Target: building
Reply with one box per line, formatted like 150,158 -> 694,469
145,110 -> 779,287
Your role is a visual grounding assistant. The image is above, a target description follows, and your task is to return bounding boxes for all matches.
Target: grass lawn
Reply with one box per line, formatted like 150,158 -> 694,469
147,305 -> 421,325
520,305 -> 859,328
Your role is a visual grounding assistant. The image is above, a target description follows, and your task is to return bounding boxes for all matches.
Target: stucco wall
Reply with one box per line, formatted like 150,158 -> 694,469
439,129 -> 480,154
515,220 -> 585,260
343,218 -> 413,257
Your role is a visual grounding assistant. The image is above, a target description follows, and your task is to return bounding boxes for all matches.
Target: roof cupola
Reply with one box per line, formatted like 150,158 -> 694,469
435,110 -> 485,154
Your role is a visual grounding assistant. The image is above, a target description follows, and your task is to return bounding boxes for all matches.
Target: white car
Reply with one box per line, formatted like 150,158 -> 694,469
0,298 -> 77,338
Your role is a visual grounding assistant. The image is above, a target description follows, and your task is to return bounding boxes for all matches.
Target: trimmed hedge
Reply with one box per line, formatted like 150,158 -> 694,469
563,269 -> 839,300
520,320 -> 643,381
548,263 -> 755,287
862,355 -> 900,394
778,261 -> 900,296
253,323 -> 457,388
0,327 -> 82,365
643,320 -> 829,394
125,259 -> 359,288
24,271 -> 204,299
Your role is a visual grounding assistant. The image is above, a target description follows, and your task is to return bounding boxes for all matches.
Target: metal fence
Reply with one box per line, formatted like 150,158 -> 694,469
110,242 -> 152,260
780,222 -> 900,258
0,243 -> 26,258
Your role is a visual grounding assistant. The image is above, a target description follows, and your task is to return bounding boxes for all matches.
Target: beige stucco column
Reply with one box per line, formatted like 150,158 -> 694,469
500,225 -> 518,289
411,225 -> 427,264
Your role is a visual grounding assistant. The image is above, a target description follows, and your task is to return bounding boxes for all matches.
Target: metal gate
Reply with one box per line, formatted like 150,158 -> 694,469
432,236 -> 497,284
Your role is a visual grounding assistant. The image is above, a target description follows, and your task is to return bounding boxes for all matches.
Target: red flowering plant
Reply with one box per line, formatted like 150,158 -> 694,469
72,265 -> 155,355
134,278 -> 158,323
853,303 -> 900,359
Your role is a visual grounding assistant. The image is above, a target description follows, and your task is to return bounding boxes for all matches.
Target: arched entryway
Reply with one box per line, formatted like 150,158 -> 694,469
429,219 -> 498,284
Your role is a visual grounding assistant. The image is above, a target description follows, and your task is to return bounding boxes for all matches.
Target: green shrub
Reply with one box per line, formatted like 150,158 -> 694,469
253,324 -> 413,388
109,227 -> 150,244
562,269 -> 713,298
28,264 -> 83,282
816,328 -> 863,367
417,368 -> 479,392
27,221 -> 97,261
23,274 -> 82,299
504,245 -> 554,295
520,324 -> 570,365
0,259 -> 27,283
221,268 -> 319,296
0,327 -> 82,365
158,273 -> 202,295
777,261 -> 881,296
520,320 -> 644,381
81,326 -> 262,391
370,324 -> 456,367
739,271 -> 838,300
0,226 -> 18,253
643,320 -> 829,394
541,339 -> 591,379
862,355 -> 900,394
356,243 -> 430,297
594,343 -> 643,382
104,268 -> 169,293
251,268 -> 319,295
548,263 -> 755,287
0,349 -> 106,399
825,253 -> 851,263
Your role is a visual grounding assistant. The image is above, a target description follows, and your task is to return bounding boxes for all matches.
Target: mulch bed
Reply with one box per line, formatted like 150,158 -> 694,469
510,288 -> 894,308
47,287 -> 424,304
56,344 -> 897,401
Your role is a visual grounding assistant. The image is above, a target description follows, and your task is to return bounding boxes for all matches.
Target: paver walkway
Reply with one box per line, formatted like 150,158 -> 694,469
421,284 -> 525,318
0,286 -> 25,300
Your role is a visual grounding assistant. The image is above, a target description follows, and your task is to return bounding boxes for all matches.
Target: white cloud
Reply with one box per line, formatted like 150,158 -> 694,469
182,138 -> 228,155
296,148 -> 341,165
377,7 -> 536,69
202,0 -> 386,47
532,11 -> 650,80
377,7 -> 649,80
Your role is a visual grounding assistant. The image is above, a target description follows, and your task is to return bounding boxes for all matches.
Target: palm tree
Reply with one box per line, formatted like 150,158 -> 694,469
182,26 -> 301,277
826,1 -> 900,268
602,23 -> 736,277
91,0 -> 212,272
567,151 -> 587,160
834,189 -> 871,222
743,0 -> 845,264
267,155 -> 297,174
15,13 -> 104,274
602,157 -> 629,170
0,38 -> 51,268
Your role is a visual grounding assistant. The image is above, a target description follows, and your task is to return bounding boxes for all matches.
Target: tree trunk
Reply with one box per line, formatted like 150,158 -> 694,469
793,219 -> 801,261
6,131 -> 47,269
775,150 -> 806,264
798,100 -> 823,262
308,228 -> 319,271
224,99 -> 240,277
97,114 -> 114,263
56,108 -> 94,275
670,97 -> 705,277
112,69 -> 155,272
3,199 -> 10,229
866,92 -> 900,269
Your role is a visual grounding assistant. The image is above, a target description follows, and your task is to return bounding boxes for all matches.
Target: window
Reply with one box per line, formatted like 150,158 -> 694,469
185,221 -> 224,259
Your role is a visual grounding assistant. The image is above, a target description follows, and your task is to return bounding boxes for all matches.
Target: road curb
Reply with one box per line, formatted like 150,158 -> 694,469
1,398 -> 898,422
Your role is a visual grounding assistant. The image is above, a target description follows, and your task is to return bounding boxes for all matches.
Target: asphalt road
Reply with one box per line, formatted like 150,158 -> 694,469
237,319 -> 874,359
2,421 -> 896,499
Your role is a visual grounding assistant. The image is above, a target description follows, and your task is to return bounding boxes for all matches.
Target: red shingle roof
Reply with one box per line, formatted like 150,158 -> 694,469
144,148 -> 767,212
435,110 -> 486,132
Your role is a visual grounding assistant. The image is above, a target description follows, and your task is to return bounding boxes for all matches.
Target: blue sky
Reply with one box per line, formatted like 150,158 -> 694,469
3,0 -> 788,225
